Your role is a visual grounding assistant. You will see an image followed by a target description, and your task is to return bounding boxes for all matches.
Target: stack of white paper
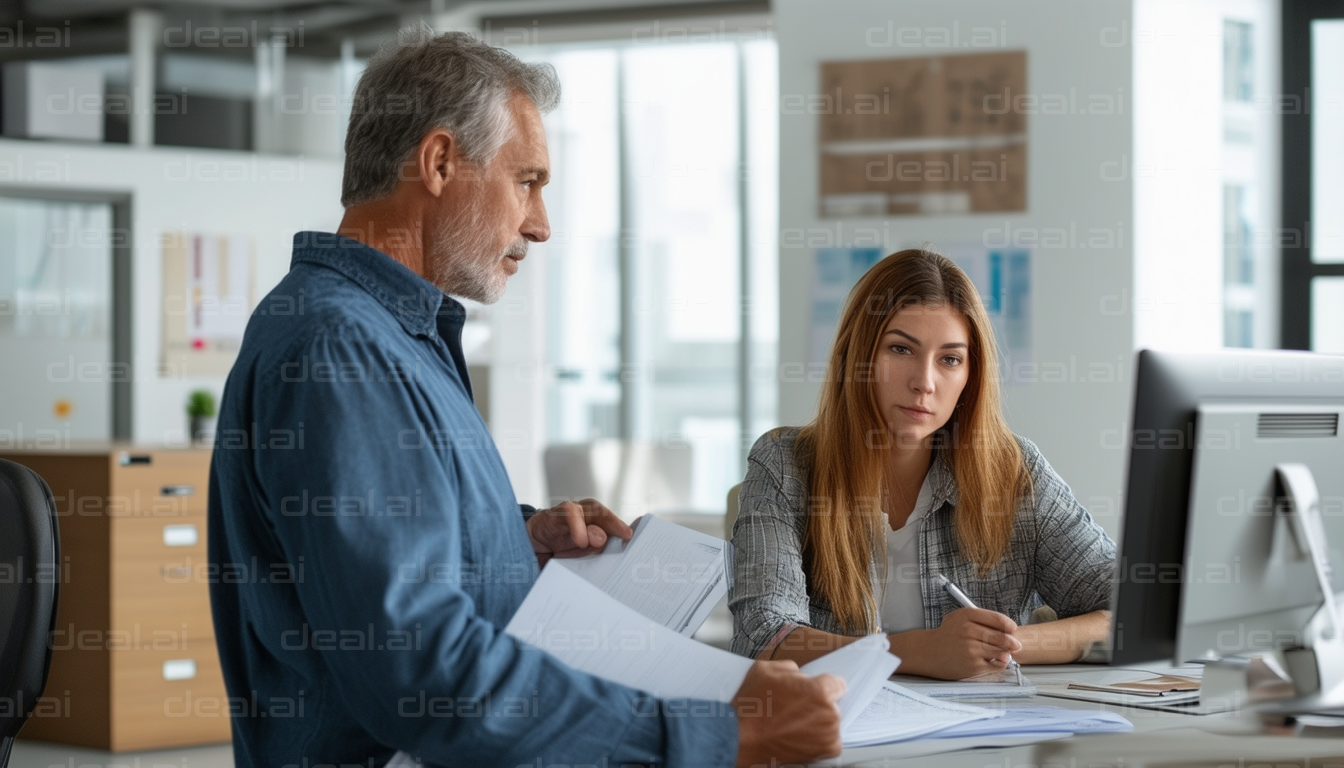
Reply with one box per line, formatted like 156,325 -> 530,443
842,682 -> 1002,747
891,674 -> 1038,699
505,563 -> 901,719
556,515 -> 730,635
928,707 -> 1132,739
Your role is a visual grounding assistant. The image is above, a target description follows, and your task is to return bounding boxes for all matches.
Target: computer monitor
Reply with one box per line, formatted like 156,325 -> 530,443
1108,349 -> 1344,667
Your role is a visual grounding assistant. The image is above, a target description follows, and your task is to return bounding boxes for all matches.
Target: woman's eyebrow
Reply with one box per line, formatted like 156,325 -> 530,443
883,329 -> 967,349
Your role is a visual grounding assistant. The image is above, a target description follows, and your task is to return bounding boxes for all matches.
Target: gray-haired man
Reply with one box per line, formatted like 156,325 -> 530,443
209,27 -> 844,767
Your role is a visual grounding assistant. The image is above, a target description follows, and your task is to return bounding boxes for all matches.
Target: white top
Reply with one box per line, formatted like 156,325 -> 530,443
879,474 -> 934,634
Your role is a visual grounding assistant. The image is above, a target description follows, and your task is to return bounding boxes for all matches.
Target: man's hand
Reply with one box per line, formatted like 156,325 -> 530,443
909,607 -> 1022,680
526,499 -> 632,566
733,660 -> 845,767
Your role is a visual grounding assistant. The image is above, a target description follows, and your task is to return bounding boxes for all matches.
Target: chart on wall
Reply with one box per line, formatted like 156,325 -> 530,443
818,51 -> 1027,218
161,231 -> 254,377
809,246 -> 1031,382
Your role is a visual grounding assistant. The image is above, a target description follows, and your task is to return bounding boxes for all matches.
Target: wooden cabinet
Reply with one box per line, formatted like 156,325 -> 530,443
0,446 -> 230,751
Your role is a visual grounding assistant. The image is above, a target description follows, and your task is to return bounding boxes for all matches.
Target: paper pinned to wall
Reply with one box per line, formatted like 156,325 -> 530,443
809,247 -> 883,366
943,245 -> 1033,380
807,246 -> 1031,381
161,231 -> 254,377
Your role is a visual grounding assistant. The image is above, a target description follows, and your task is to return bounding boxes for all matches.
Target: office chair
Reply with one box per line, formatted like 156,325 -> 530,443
0,458 -> 60,767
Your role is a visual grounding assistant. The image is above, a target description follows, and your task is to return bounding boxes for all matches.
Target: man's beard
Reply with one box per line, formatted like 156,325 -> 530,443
427,197 -> 528,305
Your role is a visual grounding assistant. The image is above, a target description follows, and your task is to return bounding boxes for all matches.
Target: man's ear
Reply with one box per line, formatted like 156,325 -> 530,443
416,128 -> 457,198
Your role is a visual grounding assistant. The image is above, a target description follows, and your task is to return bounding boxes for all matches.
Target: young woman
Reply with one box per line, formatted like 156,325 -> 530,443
729,249 -> 1116,680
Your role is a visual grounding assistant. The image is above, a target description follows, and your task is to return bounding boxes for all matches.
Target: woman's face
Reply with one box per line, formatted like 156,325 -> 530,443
873,302 -> 973,447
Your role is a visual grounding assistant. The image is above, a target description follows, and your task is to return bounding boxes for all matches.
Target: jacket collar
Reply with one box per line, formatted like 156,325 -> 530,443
926,449 -> 959,510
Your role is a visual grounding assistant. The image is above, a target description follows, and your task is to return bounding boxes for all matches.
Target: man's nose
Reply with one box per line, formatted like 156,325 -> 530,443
523,199 -> 550,243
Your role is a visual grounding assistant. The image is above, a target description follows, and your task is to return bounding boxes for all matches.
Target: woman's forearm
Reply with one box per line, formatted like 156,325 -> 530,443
1012,610 -> 1110,664
756,626 -> 863,666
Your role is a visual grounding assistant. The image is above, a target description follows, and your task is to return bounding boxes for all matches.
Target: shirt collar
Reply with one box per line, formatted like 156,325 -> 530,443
289,231 -> 464,339
926,449 -> 959,509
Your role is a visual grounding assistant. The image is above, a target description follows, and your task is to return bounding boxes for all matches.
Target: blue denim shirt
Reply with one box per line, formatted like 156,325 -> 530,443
209,232 -> 737,768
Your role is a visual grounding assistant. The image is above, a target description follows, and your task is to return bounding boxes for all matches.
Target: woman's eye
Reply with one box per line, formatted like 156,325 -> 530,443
891,344 -> 911,354
942,356 -> 963,366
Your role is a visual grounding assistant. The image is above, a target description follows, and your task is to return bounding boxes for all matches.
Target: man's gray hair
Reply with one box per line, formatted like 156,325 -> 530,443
341,25 -> 560,208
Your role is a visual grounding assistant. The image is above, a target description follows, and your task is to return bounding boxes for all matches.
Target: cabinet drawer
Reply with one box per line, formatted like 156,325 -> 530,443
112,516 -> 207,560
109,450 -> 211,517
110,648 -> 231,751
110,554 -> 215,639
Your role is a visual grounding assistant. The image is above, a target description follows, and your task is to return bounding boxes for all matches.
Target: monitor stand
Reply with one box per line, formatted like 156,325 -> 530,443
1264,464 -> 1344,716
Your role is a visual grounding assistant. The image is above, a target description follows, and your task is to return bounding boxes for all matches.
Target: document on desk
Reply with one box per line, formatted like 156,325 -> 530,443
842,682 -> 1002,748
554,515 -> 729,635
890,674 -> 1037,699
928,707 -> 1133,738
506,563 -> 900,716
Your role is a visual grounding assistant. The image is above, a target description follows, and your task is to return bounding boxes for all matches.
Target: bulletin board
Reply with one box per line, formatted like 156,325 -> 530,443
160,231 -> 254,377
818,50 -> 1028,217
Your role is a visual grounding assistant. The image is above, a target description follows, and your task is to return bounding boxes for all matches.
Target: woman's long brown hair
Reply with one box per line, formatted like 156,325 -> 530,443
796,248 -> 1032,634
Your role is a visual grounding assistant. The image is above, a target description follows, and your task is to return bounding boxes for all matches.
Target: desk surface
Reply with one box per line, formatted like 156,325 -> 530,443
837,664 -> 1344,767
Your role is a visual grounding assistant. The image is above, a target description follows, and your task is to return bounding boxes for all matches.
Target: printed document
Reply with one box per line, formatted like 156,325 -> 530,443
506,563 -> 899,722
555,515 -> 730,635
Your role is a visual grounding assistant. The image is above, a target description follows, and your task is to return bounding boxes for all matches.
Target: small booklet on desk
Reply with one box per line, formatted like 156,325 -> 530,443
1067,674 -> 1200,697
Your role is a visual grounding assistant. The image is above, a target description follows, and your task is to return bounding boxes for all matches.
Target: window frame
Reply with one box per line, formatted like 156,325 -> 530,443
1282,0 -> 1344,349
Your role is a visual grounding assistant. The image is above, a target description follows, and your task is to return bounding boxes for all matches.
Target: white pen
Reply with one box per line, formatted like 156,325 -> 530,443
934,573 -> 1024,685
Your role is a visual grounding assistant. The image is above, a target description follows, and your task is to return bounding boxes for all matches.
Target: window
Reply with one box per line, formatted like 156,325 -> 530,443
1283,3 -> 1344,351
523,38 -> 778,512
0,197 -> 116,441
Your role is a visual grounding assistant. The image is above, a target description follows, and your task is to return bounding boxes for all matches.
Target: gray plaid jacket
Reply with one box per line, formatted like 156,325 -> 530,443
728,427 -> 1117,658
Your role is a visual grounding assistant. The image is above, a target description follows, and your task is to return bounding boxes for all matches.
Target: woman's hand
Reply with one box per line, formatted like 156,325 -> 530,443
890,608 -> 1022,680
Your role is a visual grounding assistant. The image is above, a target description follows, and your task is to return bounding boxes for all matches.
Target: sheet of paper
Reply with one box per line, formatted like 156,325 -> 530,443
891,674 -> 1037,699
556,515 -> 730,635
506,562 -> 751,702
800,635 -> 902,729
930,707 -> 1132,738
841,682 -> 1002,748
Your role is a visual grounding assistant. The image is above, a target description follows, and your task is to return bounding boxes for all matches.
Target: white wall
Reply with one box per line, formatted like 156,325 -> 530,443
775,0 -> 1135,537
0,139 -> 344,444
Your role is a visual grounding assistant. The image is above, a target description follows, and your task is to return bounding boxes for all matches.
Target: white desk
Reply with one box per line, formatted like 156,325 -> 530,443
833,664 -> 1344,767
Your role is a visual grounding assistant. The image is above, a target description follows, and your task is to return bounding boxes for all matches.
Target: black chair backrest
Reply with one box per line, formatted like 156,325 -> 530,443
0,458 -> 60,761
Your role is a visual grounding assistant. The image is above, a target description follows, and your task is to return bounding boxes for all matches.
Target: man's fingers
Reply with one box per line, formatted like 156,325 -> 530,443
586,524 -> 607,548
564,504 -> 590,550
814,673 -> 847,702
580,499 -> 633,541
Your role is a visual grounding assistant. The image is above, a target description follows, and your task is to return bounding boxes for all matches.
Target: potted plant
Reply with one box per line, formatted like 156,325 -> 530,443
187,389 -> 217,444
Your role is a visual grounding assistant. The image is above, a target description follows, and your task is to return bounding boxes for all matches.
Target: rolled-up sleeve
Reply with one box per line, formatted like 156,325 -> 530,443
729,431 -> 815,657
1019,439 -> 1117,618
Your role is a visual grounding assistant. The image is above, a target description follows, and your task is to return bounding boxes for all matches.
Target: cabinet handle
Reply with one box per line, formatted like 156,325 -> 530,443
162,659 -> 197,681
160,564 -> 191,580
163,524 -> 199,547
118,453 -> 152,466
160,484 -> 195,497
